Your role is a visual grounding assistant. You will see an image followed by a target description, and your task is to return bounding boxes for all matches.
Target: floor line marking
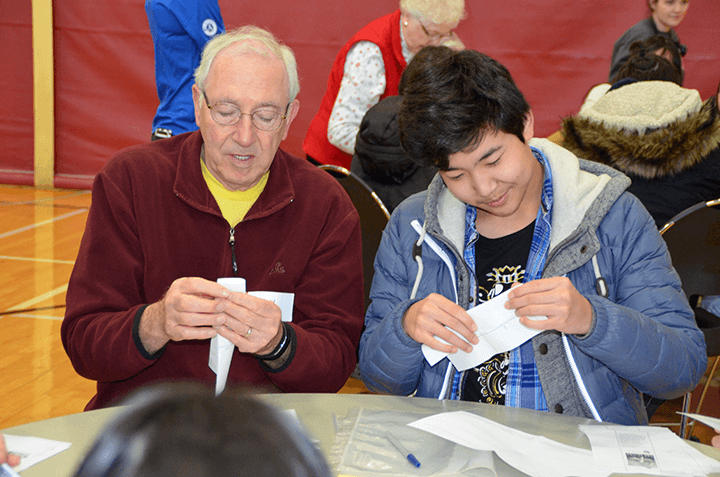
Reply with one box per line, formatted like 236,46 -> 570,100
0,209 -> 88,240
0,313 -> 64,321
0,255 -> 76,265
3,285 -> 68,312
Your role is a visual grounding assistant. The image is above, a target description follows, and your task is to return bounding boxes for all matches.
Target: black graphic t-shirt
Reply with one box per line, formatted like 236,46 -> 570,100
462,221 -> 535,404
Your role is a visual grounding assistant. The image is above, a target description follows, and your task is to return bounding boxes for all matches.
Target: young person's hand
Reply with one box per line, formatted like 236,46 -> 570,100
0,434 -> 20,467
505,277 -> 593,335
402,293 -> 479,353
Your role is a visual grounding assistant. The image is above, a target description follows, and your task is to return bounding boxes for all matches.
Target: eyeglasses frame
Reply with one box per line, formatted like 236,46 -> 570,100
201,90 -> 290,131
417,19 -> 454,41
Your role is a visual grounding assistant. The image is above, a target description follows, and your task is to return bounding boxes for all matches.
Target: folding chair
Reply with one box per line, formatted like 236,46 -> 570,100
319,164 -> 390,312
658,198 -> 720,439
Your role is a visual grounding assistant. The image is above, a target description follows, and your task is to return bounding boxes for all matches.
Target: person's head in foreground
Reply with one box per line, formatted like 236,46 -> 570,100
192,25 -> 300,192
72,384 -> 332,477
399,46 -> 541,222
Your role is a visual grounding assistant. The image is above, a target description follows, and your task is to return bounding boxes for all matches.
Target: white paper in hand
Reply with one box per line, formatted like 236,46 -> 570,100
248,291 -> 294,322
421,287 -> 546,371
210,278 -> 246,395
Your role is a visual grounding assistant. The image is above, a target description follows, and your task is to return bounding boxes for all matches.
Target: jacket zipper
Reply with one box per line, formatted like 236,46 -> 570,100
562,334 -> 603,422
411,220 -> 460,400
229,227 -> 238,276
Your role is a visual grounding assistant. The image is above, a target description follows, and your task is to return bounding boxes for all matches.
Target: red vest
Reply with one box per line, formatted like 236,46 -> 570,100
303,10 -> 407,168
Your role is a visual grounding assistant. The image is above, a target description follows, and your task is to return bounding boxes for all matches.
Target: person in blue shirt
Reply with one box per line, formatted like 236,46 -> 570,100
146,0 -> 225,141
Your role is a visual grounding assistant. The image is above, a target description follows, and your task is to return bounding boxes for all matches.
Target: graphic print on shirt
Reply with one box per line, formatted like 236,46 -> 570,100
464,266 -> 524,404
478,265 -> 525,302
463,220 -> 535,404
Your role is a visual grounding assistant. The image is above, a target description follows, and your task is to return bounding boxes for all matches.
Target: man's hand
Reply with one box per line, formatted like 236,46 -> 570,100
138,277 -> 284,356
505,277 -> 593,335
402,293 -> 479,354
0,434 -> 20,467
214,291 -> 283,355
139,277 -> 231,354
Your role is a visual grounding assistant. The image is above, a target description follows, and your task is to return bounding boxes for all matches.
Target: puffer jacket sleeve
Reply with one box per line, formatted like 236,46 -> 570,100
358,199 -> 428,395
569,193 -> 707,400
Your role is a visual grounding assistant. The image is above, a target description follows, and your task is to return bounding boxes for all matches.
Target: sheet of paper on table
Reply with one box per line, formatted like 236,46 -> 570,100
409,411 -> 607,477
408,411 -> 720,477
4,434 -> 71,472
209,277 -> 295,395
579,424 -> 720,476
421,288 -> 545,371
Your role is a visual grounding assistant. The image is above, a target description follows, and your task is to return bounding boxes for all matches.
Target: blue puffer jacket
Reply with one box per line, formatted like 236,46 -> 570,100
359,138 -> 707,425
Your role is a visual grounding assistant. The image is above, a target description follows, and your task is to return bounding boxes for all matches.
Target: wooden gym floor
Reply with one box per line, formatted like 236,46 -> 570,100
0,184 -> 717,446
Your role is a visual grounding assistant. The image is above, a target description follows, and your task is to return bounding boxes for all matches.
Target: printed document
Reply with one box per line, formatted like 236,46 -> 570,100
579,424 -> 720,476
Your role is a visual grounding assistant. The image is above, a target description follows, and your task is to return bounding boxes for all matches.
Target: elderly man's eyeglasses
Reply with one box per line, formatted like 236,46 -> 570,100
202,91 -> 289,131
418,20 -> 454,40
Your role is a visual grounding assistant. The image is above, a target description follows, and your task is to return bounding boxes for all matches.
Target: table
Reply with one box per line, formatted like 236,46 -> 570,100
4,393 -> 720,476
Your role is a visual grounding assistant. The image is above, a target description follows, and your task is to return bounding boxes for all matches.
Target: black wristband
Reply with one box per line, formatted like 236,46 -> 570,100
254,323 -> 290,361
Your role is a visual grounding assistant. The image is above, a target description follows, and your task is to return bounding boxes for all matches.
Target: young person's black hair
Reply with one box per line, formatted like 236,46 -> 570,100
398,46 -> 530,170
639,34 -> 684,82
611,36 -> 683,86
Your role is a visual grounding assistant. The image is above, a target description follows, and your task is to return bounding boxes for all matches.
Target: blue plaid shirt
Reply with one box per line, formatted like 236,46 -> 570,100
450,146 -> 553,411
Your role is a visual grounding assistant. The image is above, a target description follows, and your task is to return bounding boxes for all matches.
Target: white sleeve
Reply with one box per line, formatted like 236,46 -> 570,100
327,41 -> 386,155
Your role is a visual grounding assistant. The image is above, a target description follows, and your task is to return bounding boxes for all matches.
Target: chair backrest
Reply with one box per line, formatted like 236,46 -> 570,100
660,198 -> 720,299
320,165 -> 390,312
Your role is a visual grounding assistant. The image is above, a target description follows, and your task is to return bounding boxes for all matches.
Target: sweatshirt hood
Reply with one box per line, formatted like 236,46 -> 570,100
562,81 -> 720,179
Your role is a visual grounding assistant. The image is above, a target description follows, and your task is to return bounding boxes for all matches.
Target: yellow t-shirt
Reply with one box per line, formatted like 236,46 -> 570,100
201,159 -> 268,227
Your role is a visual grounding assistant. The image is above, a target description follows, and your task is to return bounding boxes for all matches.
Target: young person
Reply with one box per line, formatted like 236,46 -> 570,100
358,46 -> 706,426
609,0 -> 688,82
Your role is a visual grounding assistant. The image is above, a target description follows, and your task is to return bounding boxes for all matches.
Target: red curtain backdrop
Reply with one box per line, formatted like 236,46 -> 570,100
1,0 -> 719,189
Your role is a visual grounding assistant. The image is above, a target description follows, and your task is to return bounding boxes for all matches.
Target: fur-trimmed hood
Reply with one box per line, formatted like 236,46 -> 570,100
561,81 -> 720,180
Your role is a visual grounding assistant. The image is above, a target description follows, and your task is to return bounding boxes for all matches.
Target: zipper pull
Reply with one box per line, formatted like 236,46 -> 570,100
229,227 -> 238,276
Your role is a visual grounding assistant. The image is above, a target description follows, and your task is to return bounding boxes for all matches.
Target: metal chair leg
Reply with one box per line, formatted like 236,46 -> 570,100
679,391 -> 691,440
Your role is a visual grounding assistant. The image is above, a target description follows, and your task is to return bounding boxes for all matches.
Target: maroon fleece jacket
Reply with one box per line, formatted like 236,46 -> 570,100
62,131 -> 364,409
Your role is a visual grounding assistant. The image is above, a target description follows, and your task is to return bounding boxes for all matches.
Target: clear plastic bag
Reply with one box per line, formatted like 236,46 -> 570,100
329,407 -> 528,477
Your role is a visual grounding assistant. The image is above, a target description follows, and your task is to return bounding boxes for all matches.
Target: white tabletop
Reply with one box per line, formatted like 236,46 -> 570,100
4,393 -> 720,476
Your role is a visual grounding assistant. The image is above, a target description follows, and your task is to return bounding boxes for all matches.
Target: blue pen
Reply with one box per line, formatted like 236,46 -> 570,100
1,463 -> 22,477
386,431 -> 421,468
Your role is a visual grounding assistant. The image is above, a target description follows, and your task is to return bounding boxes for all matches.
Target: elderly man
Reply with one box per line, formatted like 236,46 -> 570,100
62,26 -> 364,410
